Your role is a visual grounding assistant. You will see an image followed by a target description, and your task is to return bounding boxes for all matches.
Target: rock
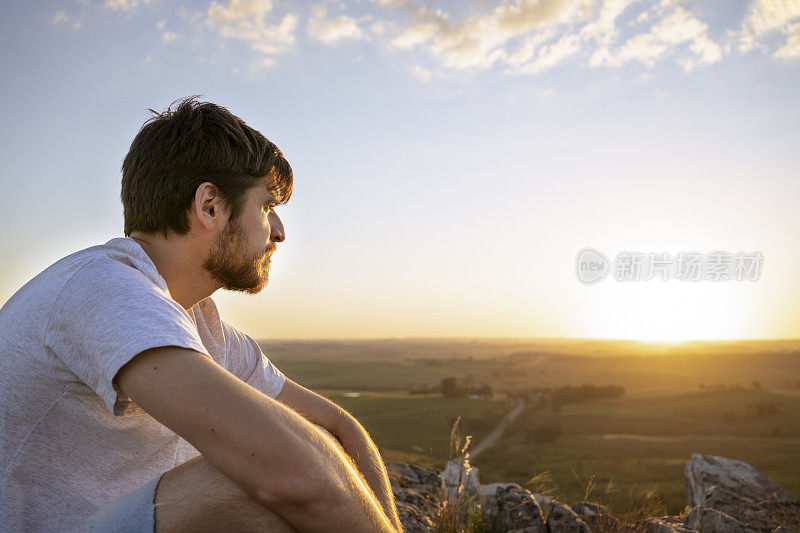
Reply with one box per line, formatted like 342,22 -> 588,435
483,484 -> 548,533
684,507 -> 757,533
572,500 -> 622,532
387,461 -> 445,493
386,462 -> 446,533
442,458 -> 481,497
533,493 -> 554,511
547,500 -> 590,532
394,500 -> 436,533
685,454 -> 800,532
479,481 -> 520,498
637,516 -> 697,532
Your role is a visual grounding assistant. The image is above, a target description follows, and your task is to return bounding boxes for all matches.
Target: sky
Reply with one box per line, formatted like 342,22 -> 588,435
0,0 -> 798,341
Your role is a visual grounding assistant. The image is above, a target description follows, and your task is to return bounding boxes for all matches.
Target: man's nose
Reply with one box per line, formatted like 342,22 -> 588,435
269,211 -> 285,243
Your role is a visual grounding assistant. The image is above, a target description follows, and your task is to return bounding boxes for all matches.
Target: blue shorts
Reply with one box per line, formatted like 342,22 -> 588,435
84,474 -> 163,533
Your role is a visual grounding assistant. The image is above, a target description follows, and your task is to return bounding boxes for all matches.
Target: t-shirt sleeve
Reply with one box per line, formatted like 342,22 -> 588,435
44,258 -> 211,415
221,320 -> 286,398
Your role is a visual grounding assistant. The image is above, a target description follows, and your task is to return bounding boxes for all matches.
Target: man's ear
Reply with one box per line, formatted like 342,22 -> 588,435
193,182 -> 227,231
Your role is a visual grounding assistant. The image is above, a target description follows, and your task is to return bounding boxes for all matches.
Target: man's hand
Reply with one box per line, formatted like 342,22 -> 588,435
276,378 -> 403,531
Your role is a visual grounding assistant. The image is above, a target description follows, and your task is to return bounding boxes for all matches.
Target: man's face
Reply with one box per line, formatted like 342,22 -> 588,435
201,183 -> 285,294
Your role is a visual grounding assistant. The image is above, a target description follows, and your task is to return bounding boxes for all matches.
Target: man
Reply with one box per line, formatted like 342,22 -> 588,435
0,97 -> 402,532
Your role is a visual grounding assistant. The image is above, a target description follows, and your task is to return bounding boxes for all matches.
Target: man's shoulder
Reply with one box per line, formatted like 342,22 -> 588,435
63,238 -> 167,290
3,243 -> 113,311
5,238 -> 169,318
20,238 -> 156,288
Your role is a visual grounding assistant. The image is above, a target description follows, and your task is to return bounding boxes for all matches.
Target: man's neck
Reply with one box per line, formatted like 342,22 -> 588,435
129,232 -> 220,310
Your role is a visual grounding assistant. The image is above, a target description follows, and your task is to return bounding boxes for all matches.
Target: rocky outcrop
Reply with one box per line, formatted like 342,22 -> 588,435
386,462 -> 444,533
483,484 -> 548,532
638,516 -> 697,532
386,454 -> 799,533
442,458 -> 481,498
572,501 -> 622,532
547,500 -> 591,532
684,507 -> 756,533
684,454 -> 800,532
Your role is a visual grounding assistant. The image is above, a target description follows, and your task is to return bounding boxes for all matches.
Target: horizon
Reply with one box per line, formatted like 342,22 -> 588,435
255,335 -> 800,343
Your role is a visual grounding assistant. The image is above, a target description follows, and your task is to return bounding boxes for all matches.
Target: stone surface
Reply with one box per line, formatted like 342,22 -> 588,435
638,516 -> 697,532
394,500 -> 436,533
442,458 -> 481,496
547,500 -> 591,532
684,507 -> 757,533
386,462 -> 445,533
478,481 -> 520,498
572,500 -> 622,532
482,484 -> 548,533
685,454 -> 800,532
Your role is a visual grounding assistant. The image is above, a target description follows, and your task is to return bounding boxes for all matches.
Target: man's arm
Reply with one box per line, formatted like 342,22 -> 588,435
275,378 -> 402,531
115,346 -> 398,533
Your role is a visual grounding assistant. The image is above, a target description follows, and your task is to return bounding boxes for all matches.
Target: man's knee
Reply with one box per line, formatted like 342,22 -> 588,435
154,455 -> 297,532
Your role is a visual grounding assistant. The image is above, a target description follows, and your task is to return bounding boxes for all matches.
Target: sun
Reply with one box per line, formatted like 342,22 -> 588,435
581,278 -> 753,343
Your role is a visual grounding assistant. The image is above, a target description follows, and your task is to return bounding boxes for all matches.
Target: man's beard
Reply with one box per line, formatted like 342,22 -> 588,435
202,218 -> 273,294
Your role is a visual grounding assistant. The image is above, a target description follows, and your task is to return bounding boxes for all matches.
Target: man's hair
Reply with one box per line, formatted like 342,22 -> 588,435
121,96 -> 292,238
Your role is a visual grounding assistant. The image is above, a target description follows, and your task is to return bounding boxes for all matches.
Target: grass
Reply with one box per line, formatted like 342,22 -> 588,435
472,389 -> 800,516
320,390 -> 509,466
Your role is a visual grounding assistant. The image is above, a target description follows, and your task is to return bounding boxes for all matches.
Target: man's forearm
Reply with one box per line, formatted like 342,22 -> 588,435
255,419 -> 398,533
278,432 -> 398,533
332,418 -> 402,531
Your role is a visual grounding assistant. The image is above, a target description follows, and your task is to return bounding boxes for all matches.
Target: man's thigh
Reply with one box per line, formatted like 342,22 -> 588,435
85,423 -> 341,532
85,455 -> 296,533
155,454 -> 297,533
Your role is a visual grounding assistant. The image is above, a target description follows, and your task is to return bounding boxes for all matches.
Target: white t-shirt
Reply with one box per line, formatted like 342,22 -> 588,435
0,237 -> 286,532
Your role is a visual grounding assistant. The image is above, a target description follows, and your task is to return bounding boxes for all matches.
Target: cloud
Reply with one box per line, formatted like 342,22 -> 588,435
594,6 -> 722,71
380,0 -> 725,74
104,0 -> 154,12
52,10 -> 82,30
58,0 -> 796,78
775,22 -> 800,56
739,0 -> 800,58
205,0 -> 297,61
743,0 -> 800,35
370,20 -> 387,36
307,5 -> 365,45
583,0 -> 640,66
388,0 -> 587,71
516,32 -> 583,73
505,28 -> 558,67
410,64 -> 432,81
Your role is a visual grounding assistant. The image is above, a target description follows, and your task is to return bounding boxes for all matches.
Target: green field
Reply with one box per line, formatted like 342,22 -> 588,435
266,338 -> 800,520
320,391 -> 509,462
473,389 -> 800,517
